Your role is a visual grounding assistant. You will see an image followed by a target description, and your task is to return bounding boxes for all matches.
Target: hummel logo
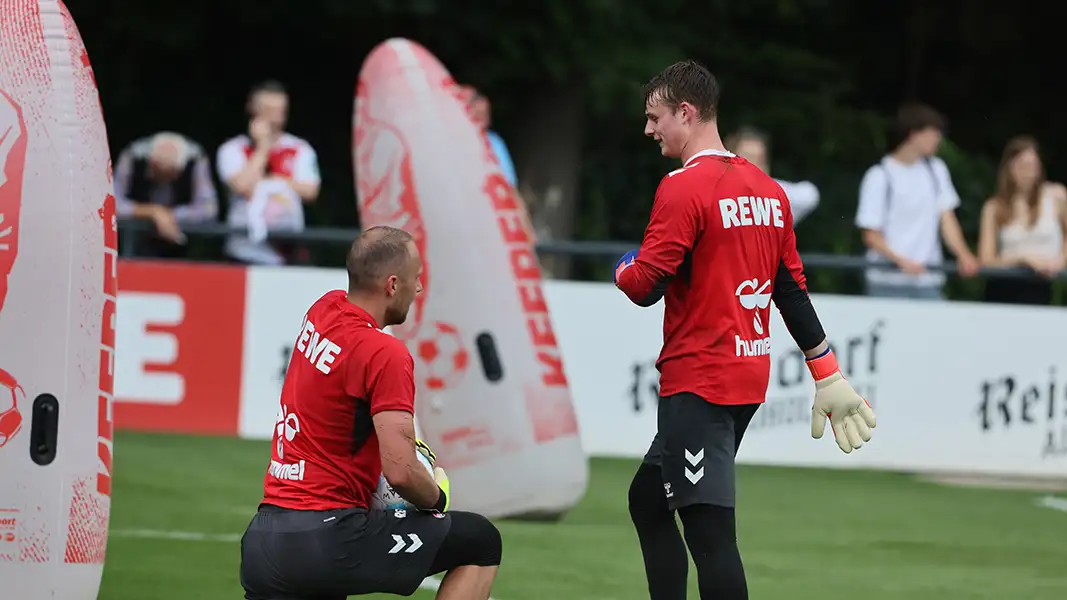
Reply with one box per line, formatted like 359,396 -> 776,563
684,447 -> 704,484
389,533 -> 423,554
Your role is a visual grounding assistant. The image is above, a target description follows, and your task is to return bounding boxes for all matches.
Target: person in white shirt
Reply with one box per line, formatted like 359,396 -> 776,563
855,103 -> 979,299
977,135 -> 1067,305
726,126 -> 820,224
217,80 -> 321,265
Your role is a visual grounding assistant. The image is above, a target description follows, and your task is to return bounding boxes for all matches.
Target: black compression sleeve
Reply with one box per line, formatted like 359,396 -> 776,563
771,259 -> 825,351
431,486 -> 447,512
635,276 -> 670,307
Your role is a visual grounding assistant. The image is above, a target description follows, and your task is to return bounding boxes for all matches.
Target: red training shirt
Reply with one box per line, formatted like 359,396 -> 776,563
261,290 -> 416,511
616,149 -> 808,405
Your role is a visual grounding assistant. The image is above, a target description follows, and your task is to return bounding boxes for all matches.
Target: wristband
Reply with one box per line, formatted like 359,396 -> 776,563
431,486 -> 448,513
805,348 -> 840,381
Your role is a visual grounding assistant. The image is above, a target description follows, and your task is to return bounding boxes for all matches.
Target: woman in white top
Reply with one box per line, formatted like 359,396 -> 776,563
978,135 -> 1067,305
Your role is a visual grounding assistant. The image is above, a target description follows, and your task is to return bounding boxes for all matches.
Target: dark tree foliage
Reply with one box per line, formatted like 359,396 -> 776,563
64,0 -> 1067,297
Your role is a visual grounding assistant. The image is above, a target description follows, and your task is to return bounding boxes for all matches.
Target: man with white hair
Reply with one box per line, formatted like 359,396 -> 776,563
114,131 -> 219,257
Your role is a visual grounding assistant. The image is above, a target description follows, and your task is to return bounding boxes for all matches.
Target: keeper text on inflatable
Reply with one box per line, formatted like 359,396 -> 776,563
354,38 -> 588,519
0,2 -> 114,598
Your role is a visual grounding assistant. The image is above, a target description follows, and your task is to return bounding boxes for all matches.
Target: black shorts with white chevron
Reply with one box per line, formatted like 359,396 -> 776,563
240,503 -> 451,599
642,393 -> 760,510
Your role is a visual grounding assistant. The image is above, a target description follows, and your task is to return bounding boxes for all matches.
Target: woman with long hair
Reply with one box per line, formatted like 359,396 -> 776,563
977,135 -> 1067,304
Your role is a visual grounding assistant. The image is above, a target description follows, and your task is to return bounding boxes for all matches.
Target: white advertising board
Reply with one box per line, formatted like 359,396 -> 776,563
237,266 -> 1067,479
550,284 -> 1067,478
239,266 -> 349,439
239,266 -> 430,441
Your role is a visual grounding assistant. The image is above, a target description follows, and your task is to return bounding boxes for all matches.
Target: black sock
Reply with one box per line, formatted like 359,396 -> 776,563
628,462 -> 688,600
678,503 -> 748,600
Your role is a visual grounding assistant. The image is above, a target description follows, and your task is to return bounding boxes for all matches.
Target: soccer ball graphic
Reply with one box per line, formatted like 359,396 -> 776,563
0,368 -> 25,448
274,405 -> 300,460
412,321 -> 469,392
371,449 -> 435,510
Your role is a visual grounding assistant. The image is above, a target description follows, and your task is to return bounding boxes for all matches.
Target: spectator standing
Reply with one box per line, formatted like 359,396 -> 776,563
217,80 -> 320,265
855,103 -> 979,299
726,126 -> 820,224
463,85 -> 536,243
465,86 -> 518,187
114,131 -> 218,258
978,135 -> 1067,305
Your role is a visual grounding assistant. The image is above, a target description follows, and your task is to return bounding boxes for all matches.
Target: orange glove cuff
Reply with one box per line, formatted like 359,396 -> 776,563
806,349 -> 841,381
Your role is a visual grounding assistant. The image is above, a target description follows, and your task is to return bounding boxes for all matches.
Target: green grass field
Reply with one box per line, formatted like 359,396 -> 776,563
99,432 -> 1067,599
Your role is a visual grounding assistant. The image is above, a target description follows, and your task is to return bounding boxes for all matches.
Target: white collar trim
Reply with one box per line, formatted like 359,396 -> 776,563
684,149 -> 735,167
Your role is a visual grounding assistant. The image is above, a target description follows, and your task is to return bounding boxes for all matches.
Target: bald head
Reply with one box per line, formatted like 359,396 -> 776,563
346,226 -> 416,293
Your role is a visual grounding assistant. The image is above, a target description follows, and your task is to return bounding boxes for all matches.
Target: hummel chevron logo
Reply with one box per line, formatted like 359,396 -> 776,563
389,533 -> 423,554
685,448 -> 704,466
685,447 -> 705,484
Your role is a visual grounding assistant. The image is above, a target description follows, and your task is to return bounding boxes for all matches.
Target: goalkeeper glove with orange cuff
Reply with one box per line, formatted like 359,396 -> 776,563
806,348 -> 877,454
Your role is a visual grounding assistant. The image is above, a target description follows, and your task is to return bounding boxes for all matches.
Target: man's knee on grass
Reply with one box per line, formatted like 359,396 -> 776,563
429,511 -> 502,574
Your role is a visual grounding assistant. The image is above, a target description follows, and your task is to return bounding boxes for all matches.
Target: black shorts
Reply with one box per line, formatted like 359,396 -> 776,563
643,392 -> 759,510
240,504 -> 499,600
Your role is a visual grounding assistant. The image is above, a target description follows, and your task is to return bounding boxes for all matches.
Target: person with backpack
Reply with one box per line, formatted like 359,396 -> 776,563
855,103 -> 979,299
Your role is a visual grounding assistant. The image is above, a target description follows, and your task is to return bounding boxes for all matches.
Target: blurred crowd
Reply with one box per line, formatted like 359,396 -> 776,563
117,82 -> 1066,306
116,80 -> 519,268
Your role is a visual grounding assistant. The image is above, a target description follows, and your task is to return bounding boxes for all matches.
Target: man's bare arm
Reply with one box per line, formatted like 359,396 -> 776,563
372,410 -> 442,510
275,177 -> 319,202
860,229 -> 904,266
939,210 -> 972,260
226,146 -> 270,197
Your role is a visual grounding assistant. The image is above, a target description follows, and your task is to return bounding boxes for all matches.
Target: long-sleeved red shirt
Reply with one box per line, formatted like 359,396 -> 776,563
617,149 -> 819,405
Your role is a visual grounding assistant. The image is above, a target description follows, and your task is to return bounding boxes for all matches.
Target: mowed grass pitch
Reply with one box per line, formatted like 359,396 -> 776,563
99,432 -> 1067,600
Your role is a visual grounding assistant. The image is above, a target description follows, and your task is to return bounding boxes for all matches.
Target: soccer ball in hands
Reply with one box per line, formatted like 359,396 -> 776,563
371,449 -> 435,510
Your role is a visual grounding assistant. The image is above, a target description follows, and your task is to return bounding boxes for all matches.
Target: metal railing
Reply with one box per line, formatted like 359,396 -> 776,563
116,217 -> 1067,280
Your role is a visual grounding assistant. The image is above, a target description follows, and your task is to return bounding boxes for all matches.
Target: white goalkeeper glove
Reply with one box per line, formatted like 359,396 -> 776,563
806,348 -> 877,453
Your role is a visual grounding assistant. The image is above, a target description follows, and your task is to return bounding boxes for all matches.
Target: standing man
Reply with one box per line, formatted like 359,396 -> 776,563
855,103 -> 979,298
614,60 -> 876,600
726,125 -> 820,224
464,86 -> 518,187
217,80 -> 321,265
463,85 -> 537,242
240,226 -> 502,600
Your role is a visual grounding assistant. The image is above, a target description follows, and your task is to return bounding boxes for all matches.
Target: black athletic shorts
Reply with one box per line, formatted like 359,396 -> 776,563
643,392 -> 760,510
240,503 -> 473,600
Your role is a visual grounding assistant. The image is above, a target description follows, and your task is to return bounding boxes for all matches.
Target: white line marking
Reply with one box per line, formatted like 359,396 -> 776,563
112,528 -> 242,543
1036,495 -> 1067,512
417,576 -> 500,600
418,577 -> 441,592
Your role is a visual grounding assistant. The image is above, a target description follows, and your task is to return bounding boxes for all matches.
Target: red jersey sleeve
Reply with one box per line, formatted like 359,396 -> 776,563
617,174 -> 703,306
361,338 -> 416,415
